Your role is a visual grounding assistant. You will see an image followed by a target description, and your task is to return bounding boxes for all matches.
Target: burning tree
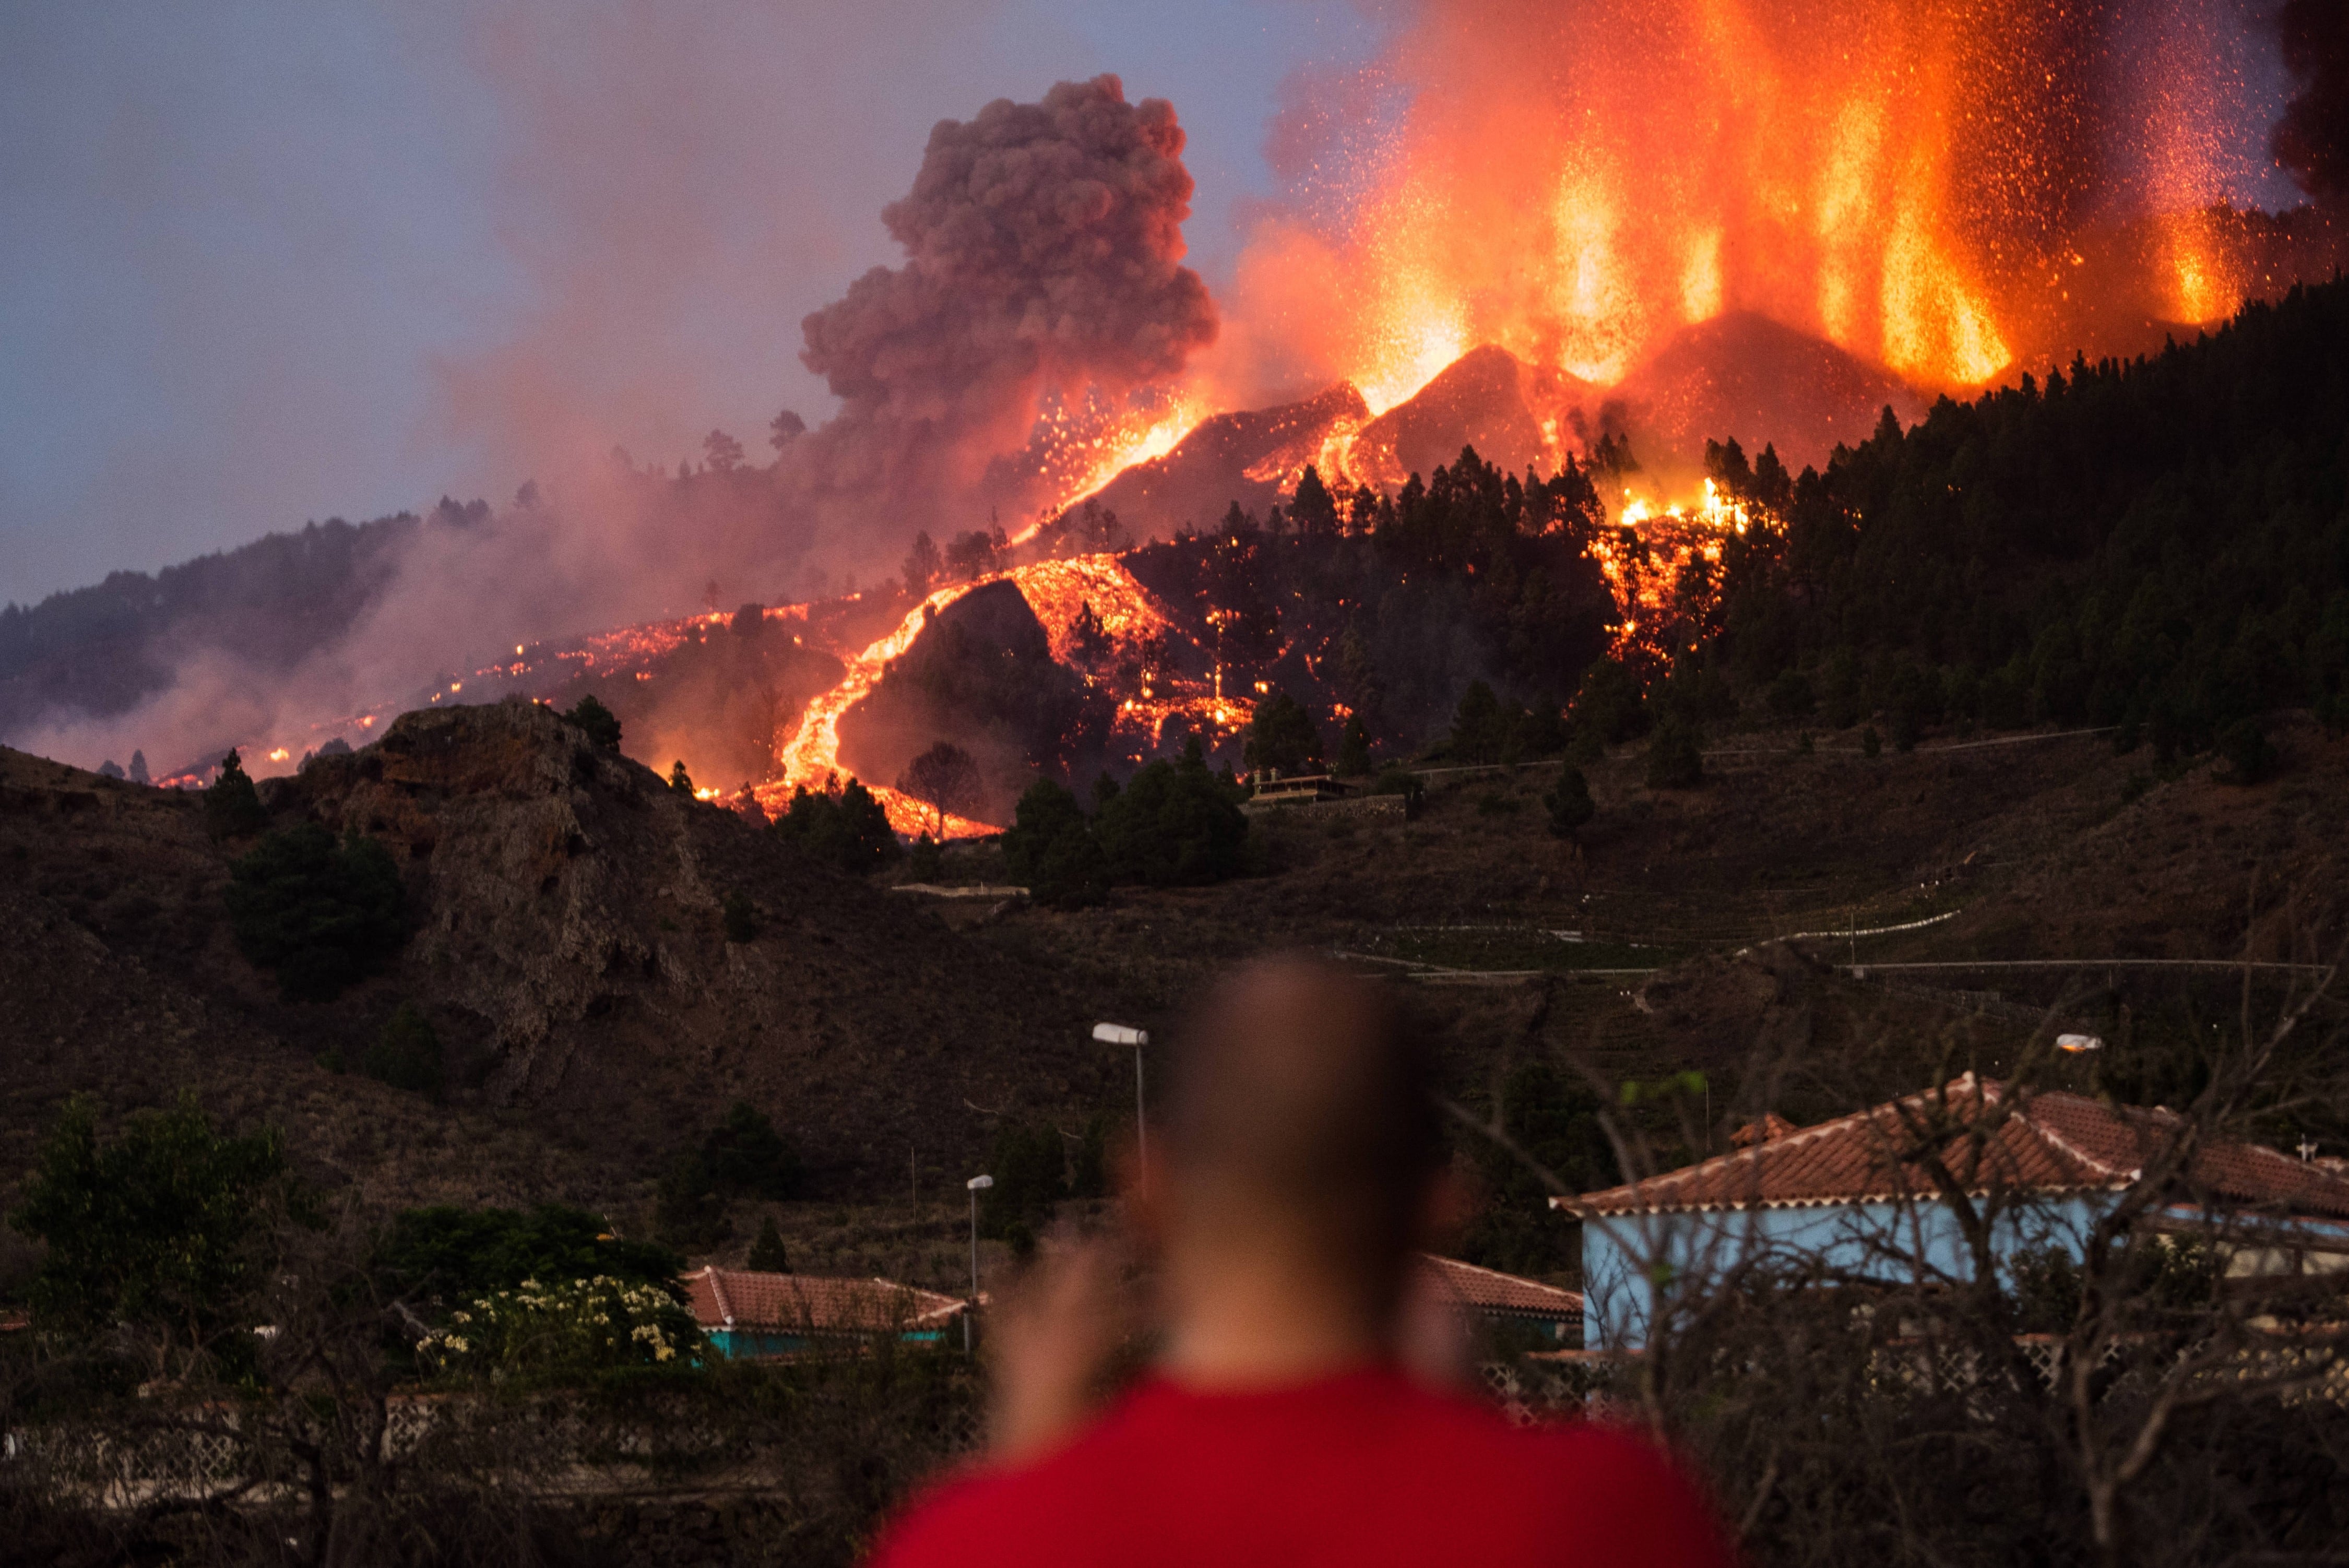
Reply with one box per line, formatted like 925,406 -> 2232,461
897,741 -> 981,837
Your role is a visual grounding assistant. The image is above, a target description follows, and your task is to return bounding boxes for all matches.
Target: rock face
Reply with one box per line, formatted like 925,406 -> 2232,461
2,699 -> 1118,1205
278,700 -> 1108,1181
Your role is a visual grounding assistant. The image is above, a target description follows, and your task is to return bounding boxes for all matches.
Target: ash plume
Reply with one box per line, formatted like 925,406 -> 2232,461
792,74 -> 1218,524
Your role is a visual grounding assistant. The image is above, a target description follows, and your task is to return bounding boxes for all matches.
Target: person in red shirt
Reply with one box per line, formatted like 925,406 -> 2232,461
868,956 -> 1736,1568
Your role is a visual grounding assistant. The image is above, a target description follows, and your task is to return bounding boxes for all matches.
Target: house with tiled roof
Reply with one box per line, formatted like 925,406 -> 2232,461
1417,1253 -> 1583,1345
684,1267 -> 968,1359
1553,1075 -> 2349,1350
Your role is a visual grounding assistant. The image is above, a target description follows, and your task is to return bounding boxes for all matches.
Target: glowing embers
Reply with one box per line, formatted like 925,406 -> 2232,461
1012,394 -> 1205,544
1589,480 -> 1749,670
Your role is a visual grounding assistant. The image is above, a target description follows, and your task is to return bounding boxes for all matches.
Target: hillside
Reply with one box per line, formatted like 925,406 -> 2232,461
0,509 -> 430,745
0,699 -> 1129,1226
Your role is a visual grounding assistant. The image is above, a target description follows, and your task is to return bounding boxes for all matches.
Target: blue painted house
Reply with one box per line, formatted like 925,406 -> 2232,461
1556,1075 -> 2349,1350
685,1267 -> 968,1359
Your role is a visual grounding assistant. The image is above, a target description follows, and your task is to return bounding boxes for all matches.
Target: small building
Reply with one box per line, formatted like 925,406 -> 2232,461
1241,770 -> 1350,810
684,1267 -> 967,1359
1417,1253 -> 1583,1347
1557,1075 -> 2349,1350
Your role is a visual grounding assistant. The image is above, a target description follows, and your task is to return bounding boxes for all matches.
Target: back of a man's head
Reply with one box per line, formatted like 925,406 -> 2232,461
1159,956 -> 1442,1316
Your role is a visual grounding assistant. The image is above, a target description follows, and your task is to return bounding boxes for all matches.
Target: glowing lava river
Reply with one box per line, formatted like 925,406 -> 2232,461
756,552 -> 1188,839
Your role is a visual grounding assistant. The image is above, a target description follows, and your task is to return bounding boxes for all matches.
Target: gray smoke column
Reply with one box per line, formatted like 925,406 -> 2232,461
796,75 -> 1217,508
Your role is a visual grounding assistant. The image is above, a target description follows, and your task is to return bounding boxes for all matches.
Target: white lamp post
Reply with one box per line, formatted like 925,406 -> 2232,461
1093,1023 -> 1150,1167
964,1173 -> 993,1352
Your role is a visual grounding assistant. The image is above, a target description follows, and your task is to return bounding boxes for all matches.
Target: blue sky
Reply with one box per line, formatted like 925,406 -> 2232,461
0,1 -> 1391,606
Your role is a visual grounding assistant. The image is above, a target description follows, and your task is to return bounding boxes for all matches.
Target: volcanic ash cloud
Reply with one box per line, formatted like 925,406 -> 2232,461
792,74 -> 1219,519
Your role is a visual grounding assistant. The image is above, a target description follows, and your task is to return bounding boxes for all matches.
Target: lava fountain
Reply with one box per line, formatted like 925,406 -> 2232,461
1228,0 -> 2300,417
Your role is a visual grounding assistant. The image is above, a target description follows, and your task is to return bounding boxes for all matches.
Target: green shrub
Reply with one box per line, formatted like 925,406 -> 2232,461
1242,688 -> 1324,774
657,1103 -> 805,1248
1544,766 -> 1595,835
1094,742 -> 1249,887
364,1002 -> 444,1098
1645,720 -> 1704,789
1334,713 -> 1373,776
1369,765 -> 1425,815
745,1216 -> 791,1273
1001,778 -> 1107,907
722,889 -> 761,942
224,823 -> 408,1001
417,1275 -> 698,1378
774,776 -> 903,874
564,694 -> 623,750
1572,658 -> 1649,744
1766,668 -> 1816,719
9,1094 -> 299,1363
375,1204 -> 684,1305
906,834 -> 944,881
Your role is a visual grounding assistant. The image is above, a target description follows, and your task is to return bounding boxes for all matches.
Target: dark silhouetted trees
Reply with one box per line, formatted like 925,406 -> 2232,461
1242,688 -> 1324,773
657,1102 -> 804,1248
204,749 -> 267,839
773,776 -> 902,873
364,1002 -> 444,1098
223,823 -> 408,1001
10,1094 -> 299,1377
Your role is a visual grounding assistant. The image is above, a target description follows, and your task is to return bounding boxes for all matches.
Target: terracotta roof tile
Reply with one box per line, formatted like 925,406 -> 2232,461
1558,1076 -> 2349,1221
685,1268 -> 966,1334
1416,1253 -> 1583,1318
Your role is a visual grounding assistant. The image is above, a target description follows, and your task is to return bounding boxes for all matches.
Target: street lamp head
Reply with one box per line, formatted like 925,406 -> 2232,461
966,1174 -> 994,1191
1093,1023 -> 1148,1047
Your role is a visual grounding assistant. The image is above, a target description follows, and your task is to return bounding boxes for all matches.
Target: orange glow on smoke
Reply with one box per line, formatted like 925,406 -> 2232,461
1220,0 -> 2244,415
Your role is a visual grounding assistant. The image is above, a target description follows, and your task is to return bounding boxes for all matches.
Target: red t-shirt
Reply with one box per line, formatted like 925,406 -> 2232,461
867,1365 -> 1737,1568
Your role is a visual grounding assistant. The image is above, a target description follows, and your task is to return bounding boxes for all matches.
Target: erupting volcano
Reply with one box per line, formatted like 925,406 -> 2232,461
26,8 -> 2346,830
1224,0 -> 2326,433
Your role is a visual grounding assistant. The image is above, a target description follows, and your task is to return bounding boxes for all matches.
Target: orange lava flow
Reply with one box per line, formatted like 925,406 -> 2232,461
766,553 -> 1184,838
1007,399 -> 1204,547
1588,480 -> 1749,670
769,582 -> 980,834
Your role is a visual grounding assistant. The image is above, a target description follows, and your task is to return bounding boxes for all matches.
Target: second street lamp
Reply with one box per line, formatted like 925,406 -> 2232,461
964,1173 -> 993,1352
1093,1023 -> 1149,1167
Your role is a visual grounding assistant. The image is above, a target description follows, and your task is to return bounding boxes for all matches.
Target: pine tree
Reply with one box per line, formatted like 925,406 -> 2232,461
204,749 -> 267,838
745,1215 -> 790,1273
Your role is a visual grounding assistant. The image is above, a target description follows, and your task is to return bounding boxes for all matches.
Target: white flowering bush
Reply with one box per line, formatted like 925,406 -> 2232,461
417,1275 -> 699,1379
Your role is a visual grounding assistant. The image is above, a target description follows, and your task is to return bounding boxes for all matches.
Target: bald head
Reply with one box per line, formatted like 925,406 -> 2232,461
1159,957 -> 1443,1303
